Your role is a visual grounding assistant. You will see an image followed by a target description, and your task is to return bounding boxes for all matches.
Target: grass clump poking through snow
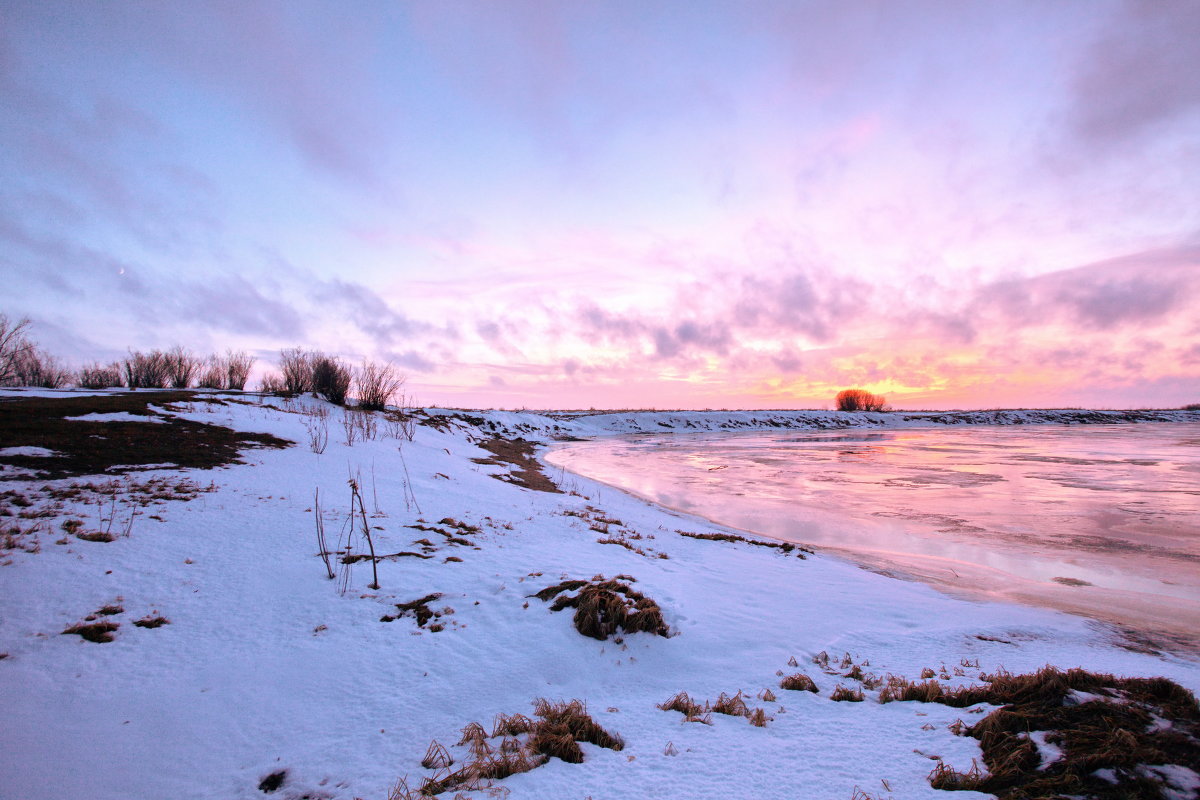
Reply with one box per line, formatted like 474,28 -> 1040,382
532,575 -> 670,641
62,620 -> 120,643
397,699 -> 623,797
902,666 -> 1200,799
780,673 -> 819,693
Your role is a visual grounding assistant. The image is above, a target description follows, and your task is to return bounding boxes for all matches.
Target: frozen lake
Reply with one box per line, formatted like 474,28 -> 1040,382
546,423 -> 1200,646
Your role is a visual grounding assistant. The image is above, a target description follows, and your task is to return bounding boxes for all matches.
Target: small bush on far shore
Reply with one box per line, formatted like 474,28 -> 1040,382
1184,403 -> 1200,411
835,388 -> 888,412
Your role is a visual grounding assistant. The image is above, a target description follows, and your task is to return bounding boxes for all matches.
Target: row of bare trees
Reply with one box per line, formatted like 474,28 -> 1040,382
1,313 -> 253,391
272,348 -> 405,410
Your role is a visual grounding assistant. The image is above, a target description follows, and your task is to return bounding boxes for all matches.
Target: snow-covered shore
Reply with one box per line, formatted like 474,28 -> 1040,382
1,393 -> 1197,800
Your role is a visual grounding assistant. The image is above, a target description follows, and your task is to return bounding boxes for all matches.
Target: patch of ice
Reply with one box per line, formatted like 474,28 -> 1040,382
0,446 -> 59,457
64,412 -> 167,423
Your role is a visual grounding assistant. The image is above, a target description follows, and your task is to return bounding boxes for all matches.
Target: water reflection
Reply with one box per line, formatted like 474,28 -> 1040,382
545,423 -> 1200,639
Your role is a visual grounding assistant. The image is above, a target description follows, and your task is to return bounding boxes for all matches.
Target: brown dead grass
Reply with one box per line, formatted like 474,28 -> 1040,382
404,698 -> 622,797
780,673 -> 819,693
676,530 -> 811,558
534,576 -> 670,640
381,593 -> 444,628
0,391 -> 291,480
62,620 -> 119,643
904,666 -> 1200,798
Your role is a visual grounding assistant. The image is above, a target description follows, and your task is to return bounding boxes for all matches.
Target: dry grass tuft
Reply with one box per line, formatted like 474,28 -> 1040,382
830,685 -> 865,702
132,615 -> 170,629
532,699 -> 625,752
711,691 -> 749,717
534,576 -> 670,641
62,620 -> 119,643
780,673 -> 819,693
456,722 -> 488,747
491,713 -> 536,738
421,740 -> 454,770
748,707 -> 772,727
412,698 -> 622,795
658,691 -> 707,718
928,760 -> 984,790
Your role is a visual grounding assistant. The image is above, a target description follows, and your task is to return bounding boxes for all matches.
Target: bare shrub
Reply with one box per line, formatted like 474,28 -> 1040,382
311,353 -> 351,404
385,410 -> 417,442
164,346 -> 199,388
259,372 -> 285,393
78,361 -> 124,389
835,388 -> 888,412
10,347 -> 71,388
278,347 -> 311,394
123,350 -> 169,389
1185,403 -> 1200,411
0,314 -> 34,385
356,360 -> 405,411
196,355 -> 225,389
305,408 -> 329,454
224,350 -> 254,390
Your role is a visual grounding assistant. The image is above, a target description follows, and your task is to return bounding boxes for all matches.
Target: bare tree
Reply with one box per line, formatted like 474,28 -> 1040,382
0,314 -> 34,385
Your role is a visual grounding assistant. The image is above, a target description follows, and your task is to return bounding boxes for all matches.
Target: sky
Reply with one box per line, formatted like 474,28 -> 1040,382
1,0 -> 1198,410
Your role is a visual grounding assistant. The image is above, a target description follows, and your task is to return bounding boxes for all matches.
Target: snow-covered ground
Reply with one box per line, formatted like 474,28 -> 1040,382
1,393 -> 1197,800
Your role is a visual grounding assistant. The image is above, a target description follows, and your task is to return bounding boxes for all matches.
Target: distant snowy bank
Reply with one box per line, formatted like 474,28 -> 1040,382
422,405 -> 1199,442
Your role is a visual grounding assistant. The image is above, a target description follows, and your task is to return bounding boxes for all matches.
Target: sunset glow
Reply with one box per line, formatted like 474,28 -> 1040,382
2,1 -> 1198,408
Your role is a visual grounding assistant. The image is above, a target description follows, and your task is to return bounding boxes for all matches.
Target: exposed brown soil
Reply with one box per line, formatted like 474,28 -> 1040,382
0,392 -> 292,480
471,438 -> 561,493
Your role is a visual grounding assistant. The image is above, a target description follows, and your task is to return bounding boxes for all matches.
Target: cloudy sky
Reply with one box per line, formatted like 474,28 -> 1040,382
2,1 -> 1198,409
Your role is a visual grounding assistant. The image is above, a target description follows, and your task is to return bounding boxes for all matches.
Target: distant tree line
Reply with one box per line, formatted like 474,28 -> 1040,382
0,313 -> 407,411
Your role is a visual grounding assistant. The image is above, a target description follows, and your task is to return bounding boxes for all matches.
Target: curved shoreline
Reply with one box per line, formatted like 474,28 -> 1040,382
541,426 -> 1200,657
